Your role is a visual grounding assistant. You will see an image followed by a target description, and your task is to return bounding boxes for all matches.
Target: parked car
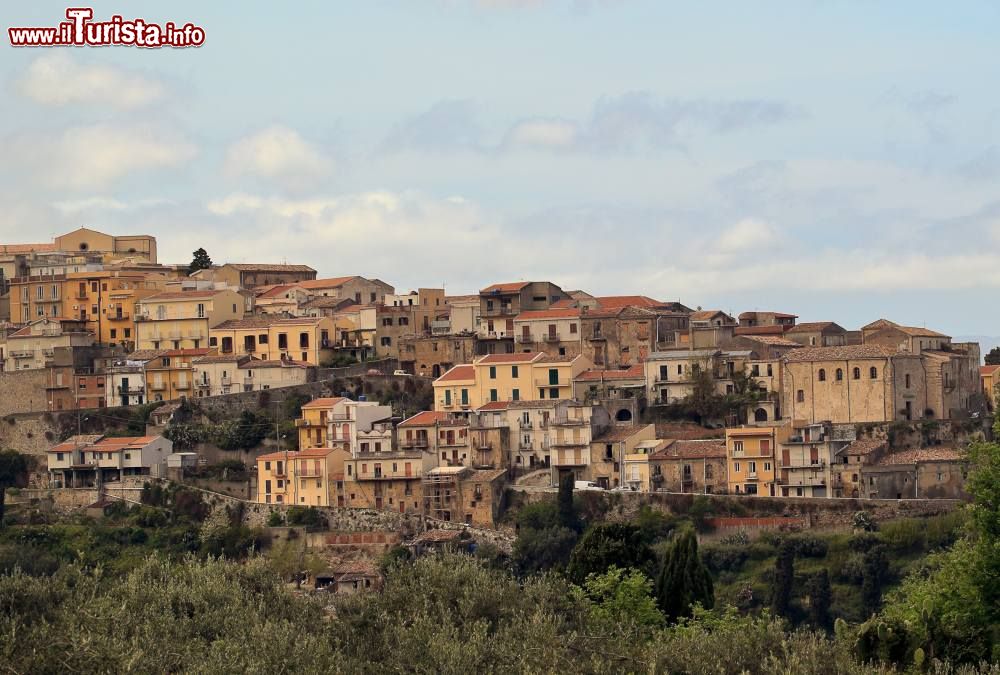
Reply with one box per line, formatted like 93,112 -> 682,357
392,369 -> 410,376
574,480 -> 604,491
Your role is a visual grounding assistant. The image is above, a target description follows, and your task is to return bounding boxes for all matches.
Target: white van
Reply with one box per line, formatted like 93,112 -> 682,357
574,480 -> 603,491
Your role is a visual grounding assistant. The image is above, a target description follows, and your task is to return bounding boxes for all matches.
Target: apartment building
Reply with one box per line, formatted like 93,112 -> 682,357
831,438 -> 888,498
432,352 -> 592,412
208,316 -> 336,365
622,438 -> 673,491
726,425 -> 791,496
513,308 -> 583,359
397,410 -> 478,469
580,305 -> 660,368
588,423 -> 657,489
422,466 -> 507,527
214,263 -> 317,290
47,434 -> 171,488
687,310 -> 737,349
295,397 -> 393,453
444,295 -> 480,334
477,281 -> 568,355
144,348 -> 212,401
135,289 -> 244,351
1,318 -> 94,372
343,423 -> 433,514
860,447 -> 969,500
786,322 -> 848,348
776,421 -> 852,498
981,365 -> 999,409
104,350 -> 162,407
191,354 -> 249,397
255,446 -> 350,506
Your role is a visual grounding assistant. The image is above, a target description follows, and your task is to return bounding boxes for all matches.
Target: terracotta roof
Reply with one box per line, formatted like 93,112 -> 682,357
690,310 -> 732,322
843,439 -> 887,456
256,284 -> 298,299
981,365 -> 1000,376
480,282 -> 530,294
594,295 -> 665,309
738,311 -> 798,320
476,401 -> 511,411
47,434 -> 104,452
514,308 -> 581,321
654,423 -> 724,440
141,290 -> 227,302
861,318 -> 896,331
652,439 -> 727,460
300,397 -> 347,409
123,349 -> 167,361
593,427 -> 648,443
301,297 -> 355,309
0,242 -> 56,254
162,348 -> 213,357
786,321 -> 845,334
575,365 -> 645,381
226,263 -> 316,273
399,410 -> 449,427
193,354 -> 248,365
468,468 -> 506,482
537,354 -> 579,363
783,345 -> 897,363
436,364 -> 475,383
477,352 -> 543,364
876,447 -> 965,465
240,359 -> 310,368
212,316 -> 324,330
897,325 -> 949,338
94,436 -> 160,447
584,305 -> 657,320
297,276 -> 358,290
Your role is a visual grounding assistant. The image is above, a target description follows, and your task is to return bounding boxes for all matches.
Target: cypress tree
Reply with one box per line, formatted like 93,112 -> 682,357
557,473 -> 579,531
771,539 -> 795,617
656,530 -> 713,622
806,569 -> 833,630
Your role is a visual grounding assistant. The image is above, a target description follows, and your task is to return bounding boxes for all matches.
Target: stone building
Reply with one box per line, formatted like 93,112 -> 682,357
399,333 -> 476,378
580,305 -> 660,368
831,438 -> 888,498
860,447 -> 969,500
213,263 -> 317,290
649,439 -> 728,494
477,281 -> 568,355
786,321 -> 848,347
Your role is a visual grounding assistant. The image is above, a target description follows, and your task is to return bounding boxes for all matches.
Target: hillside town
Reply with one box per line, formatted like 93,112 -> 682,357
0,227 -> 991,529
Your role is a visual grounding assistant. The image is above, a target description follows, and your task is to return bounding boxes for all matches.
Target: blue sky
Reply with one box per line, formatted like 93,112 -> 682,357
3,1 -> 1000,338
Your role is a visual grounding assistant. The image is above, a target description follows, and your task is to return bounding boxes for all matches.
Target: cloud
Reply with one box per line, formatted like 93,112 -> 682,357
224,126 -> 333,185
717,218 -> 778,253
18,53 -> 166,109
3,124 -> 197,190
503,93 -> 804,154
381,99 -> 483,153
501,118 -> 580,151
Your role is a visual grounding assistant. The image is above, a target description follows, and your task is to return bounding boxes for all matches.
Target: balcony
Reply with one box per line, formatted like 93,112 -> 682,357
551,450 -> 587,467
150,382 -> 166,391
519,419 -> 533,429
476,441 -> 492,451
10,350 -> 34,359
196,380 -> 211,389
588,333 -> 606,341
440,438 -> 467,448
42,348 -> 55,357
781,459 -> 827,470
543,333 -> 561,342
780,475 -> 827,487
220,376 -> 232,387
400,438 -> 429,449
515,334 -> 535,344
355,449 -> 422,460
118,385 -> 143,394
134,314 -> 151,322
108,313 -> 130,322
549,417 -> 585,427
534,377 -> 570,388
297,469 -> 322,478
175,381 -> 191,390
295,418 -> 322,428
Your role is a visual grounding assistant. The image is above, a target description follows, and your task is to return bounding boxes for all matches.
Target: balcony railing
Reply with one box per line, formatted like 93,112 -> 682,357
543,333 -> 560,342
175,381 -> 191,390
354,449 -> 422,460
118,385 -> 143,394
515,334 -> 534,344
150,382 -> 166,391
10,350 -> 34,359
400,438 -> 429,449
780,459 -> 827,469
196,380 -> 211,389
534,377 -> 570,388
108,313 -> 130,322
549,417 -> 585,427
780,475 -> 827,487
519,419 -> 533,429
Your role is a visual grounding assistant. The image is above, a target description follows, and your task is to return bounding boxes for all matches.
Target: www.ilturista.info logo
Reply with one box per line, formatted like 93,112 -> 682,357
9,8 -> 205,48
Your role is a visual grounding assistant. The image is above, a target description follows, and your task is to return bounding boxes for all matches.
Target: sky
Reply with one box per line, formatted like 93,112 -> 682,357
3,1 -> 1000,339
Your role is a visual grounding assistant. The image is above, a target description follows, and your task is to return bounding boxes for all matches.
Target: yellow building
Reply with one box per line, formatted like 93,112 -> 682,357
981,365 -> 999,409
208,316 -> 337,365
295,397 -> 393,452
255,446 -> 349,506
144,348 -> 213,401
589,424 -> 657,489
726,425 -> 790,496
135,289 -> 244,351
433,352 -> 592,412
64,271 -> 165,348
622,438 -> 672,491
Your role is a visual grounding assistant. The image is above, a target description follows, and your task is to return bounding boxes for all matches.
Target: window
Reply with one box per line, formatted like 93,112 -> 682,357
905,374 -> 911,388
489,366 -> 496,379
734,462 -> 740,473
818,368 -> 826,382
461,389 -> 468,405
110,329 -> 117,339
380,337 -> 391,346
835,368 -> 844,381
197,303 -> 205,318
512,388 -> 520,401
797,390 -> 805,403
382,318 -> 393,327
767,364 -> 773,377
209,337 -> 218,347
751,364 -> 760,376
748,461 -> 757,475
764,462 -> 771,471
489,389 -> 498,402
733,440 -> 744,453
549,387 -> 559,399
511,365 -> 519,378
570,323 -> 577,334
853,367 -> 860,380
399,317 -> 408,326
870,366 -> 878,379
278,333 -> 288,349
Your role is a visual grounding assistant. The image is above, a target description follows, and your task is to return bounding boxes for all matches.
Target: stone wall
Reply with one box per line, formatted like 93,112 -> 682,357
0,370 -> 50,416
0,413 -> 60,459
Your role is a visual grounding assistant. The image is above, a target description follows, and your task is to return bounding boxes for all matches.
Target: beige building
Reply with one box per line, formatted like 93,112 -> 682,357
213,263 -> 317,290
622,438 -> 673,491
444,295 -> 480,334
422,466 -> 507,527
776,421 -> 852,498
860,447 -> 969,500
726,425 -> 790,496
786,322 -> 848,347
208,316 -> 337,365
513,308 -> 583,359
981,365 -> 1000,409
135,289 -> 244,351
2,318 -> 93,371
649,439 -> 728,494
256,447 -> 350,506
433,352 -> 592,412
588,424 -> 657,489
477,281 -> 568,355
831,438 -> 888,498
47,434 -> 171,487
144,348 -> 213,401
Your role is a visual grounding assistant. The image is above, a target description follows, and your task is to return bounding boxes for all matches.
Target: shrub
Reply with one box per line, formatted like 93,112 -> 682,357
266,511 -> 285,527
700,544 -> 749,574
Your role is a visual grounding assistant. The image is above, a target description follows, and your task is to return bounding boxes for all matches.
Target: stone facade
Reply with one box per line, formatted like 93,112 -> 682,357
398,334 -> 476,378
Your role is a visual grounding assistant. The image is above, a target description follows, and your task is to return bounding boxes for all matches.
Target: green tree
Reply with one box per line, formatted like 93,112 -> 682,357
806,569 -> 832,631
985,346 -> 1000,366
512,526 -> 577,575
576,566 -> 664,629
655,529 -> 714,622
683,367 -> 723,424
213,410 -> 269,451
0,450 -> 29,526
566,522 -> 655,584
188,248 -> 213,273
770,538 -> 795,618
557,472 -> 580,532
861,544 -> 889,615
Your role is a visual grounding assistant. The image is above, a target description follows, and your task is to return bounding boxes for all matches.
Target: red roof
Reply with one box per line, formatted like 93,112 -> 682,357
515,308 -> 581,321
399,410 -> 449,427
162,348 -> 213,357
301,397 -> 346,409
575,364 -> 644,381
477,352 -> 543,364
0,242 -> 56,254
476,401 -> 511,411
594,295 -> 665,309
435,365 -> 475,382
297,276 -> 358,290
981,365 -> 1000,376
480,281 -> 529,294
141,290 -> 227,302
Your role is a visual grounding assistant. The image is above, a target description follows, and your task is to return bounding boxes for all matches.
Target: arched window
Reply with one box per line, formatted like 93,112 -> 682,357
870,367 -> 878,379
835,368 -> 844,381
853,367 -> 861,380
818,368 -> 826,382
754,408 -> 768,422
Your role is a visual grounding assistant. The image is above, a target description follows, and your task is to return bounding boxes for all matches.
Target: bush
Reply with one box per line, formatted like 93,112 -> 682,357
266,511 -> 285,527
787,534 -> 828,558
286,506 -> 323,528
700,544 -> 749,574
